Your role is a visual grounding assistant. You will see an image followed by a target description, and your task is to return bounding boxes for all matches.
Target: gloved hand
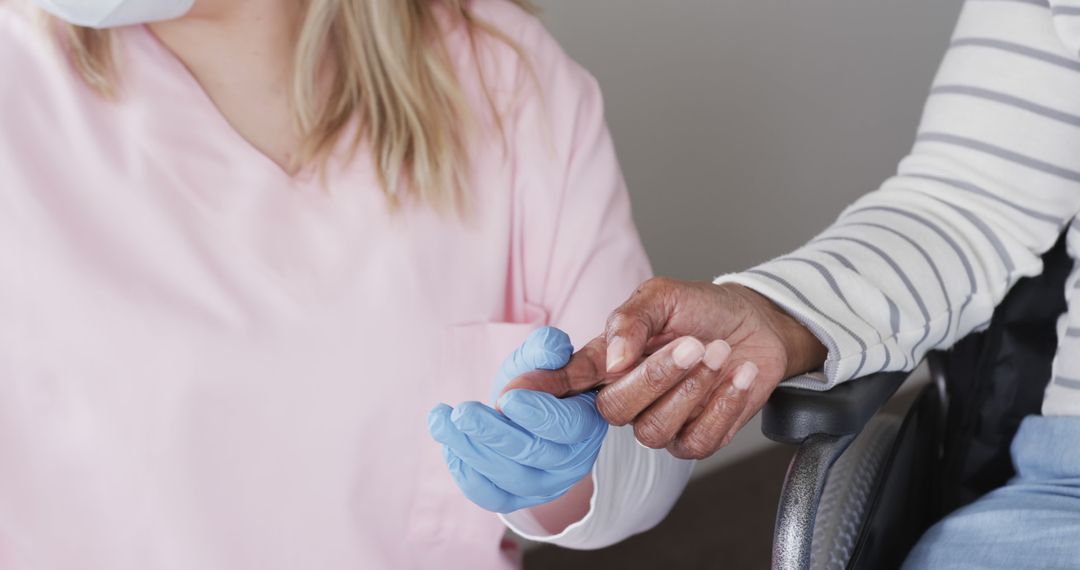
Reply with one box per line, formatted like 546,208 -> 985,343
428,327 -> 608,513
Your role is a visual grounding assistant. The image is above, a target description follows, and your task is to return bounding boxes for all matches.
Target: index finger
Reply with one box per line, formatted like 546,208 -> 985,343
596,336 -> 706,426
604,277 -> 677,374
497,336 -> 610,405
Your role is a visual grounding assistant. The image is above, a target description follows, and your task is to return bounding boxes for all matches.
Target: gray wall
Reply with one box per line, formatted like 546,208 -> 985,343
539,0 -> 964,277
537,0 -> 962,469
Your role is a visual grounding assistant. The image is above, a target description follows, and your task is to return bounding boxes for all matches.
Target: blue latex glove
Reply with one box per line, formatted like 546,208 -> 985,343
428,327 -> 609,513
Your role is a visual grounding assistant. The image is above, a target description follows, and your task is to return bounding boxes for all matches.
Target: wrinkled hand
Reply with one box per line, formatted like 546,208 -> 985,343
428,327 -> 607,513
504,278 -> 827,460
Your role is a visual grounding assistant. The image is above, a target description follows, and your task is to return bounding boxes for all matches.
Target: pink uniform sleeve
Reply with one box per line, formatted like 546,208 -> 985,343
517,58 -> 650,342
495,20 -> 695,549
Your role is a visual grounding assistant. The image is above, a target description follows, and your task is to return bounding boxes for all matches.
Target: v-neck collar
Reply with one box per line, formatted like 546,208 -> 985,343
129,24 -> 318,187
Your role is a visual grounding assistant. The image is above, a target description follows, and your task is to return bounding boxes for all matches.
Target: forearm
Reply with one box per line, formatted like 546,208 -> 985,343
720,0 -> 1080,388
523,475 -> 595,534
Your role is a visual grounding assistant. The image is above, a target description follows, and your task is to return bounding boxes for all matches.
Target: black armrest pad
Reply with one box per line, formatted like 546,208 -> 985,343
762,371 -> 910,444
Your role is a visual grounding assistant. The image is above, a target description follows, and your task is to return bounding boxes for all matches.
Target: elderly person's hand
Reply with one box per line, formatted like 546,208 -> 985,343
502,278 -> 827,460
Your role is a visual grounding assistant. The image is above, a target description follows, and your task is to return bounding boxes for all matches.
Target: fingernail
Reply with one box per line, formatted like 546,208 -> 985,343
732,362 -> 759,391
427,405 -> 450,432
703,340 -> 731,371
607,337 -> 627,372
672,338 -> 705,369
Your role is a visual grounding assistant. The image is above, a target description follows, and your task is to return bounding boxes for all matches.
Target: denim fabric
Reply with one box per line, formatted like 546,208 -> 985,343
904,416 -> 1080,569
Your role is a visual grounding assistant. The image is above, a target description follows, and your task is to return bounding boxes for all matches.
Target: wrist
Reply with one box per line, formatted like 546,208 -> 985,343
779,316 -> 829,378
734,285 -> 828,378
525,474 -> 595,534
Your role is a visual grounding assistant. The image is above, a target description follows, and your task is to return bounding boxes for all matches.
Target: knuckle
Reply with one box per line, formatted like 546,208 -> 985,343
647,276 -> 675,290
578,343 -> 605,371
633,276 -> 673,301
676,374 -> 705,400
606,311 -> 647,339
596,392 -> 631,426
636,278 -> 660,295
678,431 -> 717,460
605,310 -> 627,332
633,415 -> 672,449
709,393 -> 740,420
640,361 -> 676,394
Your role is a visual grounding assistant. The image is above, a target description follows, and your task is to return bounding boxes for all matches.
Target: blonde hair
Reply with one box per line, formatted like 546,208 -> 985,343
54,0 -> 535,214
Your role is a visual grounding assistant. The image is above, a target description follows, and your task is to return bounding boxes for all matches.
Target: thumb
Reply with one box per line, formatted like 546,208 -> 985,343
499,326 -> 573,380
604,278 -> 678,374
490,327 -> 573,405
498,389 -> 606,444
498,336 -> 609,405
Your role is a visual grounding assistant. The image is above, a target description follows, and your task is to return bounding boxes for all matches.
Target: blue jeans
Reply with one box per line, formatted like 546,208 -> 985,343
904,416 -> 1080,569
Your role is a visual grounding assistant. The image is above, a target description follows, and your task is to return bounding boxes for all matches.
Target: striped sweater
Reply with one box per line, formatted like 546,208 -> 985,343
717,0 -> 1080,416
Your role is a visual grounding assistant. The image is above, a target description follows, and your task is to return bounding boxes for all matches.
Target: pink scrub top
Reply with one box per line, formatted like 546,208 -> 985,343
0,2 -> 650,569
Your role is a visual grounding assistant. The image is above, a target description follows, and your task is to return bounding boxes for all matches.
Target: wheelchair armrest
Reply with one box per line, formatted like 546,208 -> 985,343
762,370 -> 911,444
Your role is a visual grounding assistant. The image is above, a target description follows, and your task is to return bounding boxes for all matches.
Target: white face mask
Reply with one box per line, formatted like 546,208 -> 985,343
31,0 -> 195,28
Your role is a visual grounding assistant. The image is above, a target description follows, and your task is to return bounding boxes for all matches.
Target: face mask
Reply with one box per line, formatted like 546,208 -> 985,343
31,0 -> 195,29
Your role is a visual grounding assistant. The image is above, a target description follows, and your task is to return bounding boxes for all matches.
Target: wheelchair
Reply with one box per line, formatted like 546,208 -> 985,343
761,235 -> 1072,570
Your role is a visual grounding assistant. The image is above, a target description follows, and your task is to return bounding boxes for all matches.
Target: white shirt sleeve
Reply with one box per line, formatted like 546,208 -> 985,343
718,0 -> 1080,391
499,425 -> 695,549
498,11 -> 698,549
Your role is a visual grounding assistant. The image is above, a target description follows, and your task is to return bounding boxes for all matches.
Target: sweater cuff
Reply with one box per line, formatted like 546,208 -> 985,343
713,271 -> 880,389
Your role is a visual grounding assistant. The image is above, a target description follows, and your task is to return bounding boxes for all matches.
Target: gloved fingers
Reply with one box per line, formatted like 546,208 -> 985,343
429,404 -> 562,497
498,389 -> 608,445
668,361 -> 758,460
631,340 -> 732,449
451,401 -> 582,469
490,327 -> 574,404
498,336 -> 610,403
441,447 -> 534,513
594,336 -> 709,426
502,327 -> 573,376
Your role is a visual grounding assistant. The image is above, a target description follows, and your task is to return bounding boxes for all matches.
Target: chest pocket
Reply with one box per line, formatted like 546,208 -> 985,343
405,306 -> 547,555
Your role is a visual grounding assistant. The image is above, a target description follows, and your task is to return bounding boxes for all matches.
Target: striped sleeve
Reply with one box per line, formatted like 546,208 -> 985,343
716,0 -> 1080,389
